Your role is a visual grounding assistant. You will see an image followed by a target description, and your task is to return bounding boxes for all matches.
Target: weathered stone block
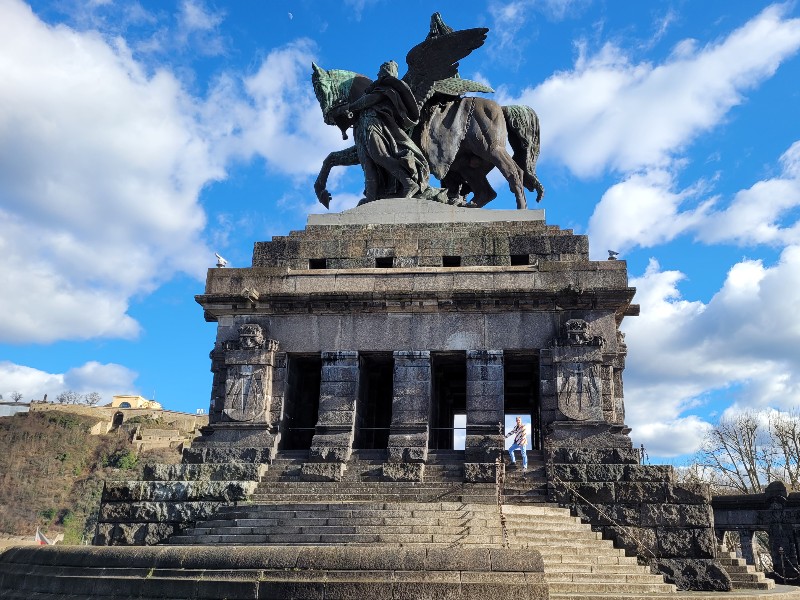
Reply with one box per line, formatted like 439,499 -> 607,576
99,500 -> 223,524
467,410 -> 505,425
650,558 -> 732,592
585,464 -> 625,481
641,503 -> 713,528
381,462 -> 424,481
315,410 -> 357,427
464,462 -> 497,483
386,429 -> 428,463
602,525 -> 657,557
142,462 -> 265,482
615,481 -> 667,504
181,446 -> 272,464
300,462 -> 346,481
94,522 -> 177,546
624,464 -> 674,482
546,446 -> 639,465
102,480 -> 255,503
667,482 -> 711,504
308,444 -> 351,462
465,434 -> 504,463
549,463 -> 586,481
570,482 -> 615,503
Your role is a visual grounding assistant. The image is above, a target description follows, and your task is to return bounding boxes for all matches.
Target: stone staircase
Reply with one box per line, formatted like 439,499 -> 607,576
168,501 -> 676,598
251,448 -> 548,504
717,545 -> 776,590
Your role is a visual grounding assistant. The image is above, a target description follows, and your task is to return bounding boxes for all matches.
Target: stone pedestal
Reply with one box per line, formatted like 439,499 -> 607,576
189,326 -> 281,463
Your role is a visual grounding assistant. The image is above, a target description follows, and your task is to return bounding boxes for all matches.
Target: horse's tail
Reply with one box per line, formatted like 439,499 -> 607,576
503,105 -> 544,202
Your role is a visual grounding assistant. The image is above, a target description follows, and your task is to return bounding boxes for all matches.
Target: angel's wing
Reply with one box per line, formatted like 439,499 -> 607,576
403,26 -> 489,106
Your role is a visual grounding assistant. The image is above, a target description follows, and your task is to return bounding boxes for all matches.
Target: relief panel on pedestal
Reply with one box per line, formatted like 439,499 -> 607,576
219,324 -> 279,424
552,318 -> 606,423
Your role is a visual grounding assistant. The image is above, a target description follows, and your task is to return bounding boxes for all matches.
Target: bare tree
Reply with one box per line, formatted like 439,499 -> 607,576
769,411 -> 800,489
11,391 -> 23,403
696,412 -> 776,494
55,390 -> 81,405
83,392 -> 102,407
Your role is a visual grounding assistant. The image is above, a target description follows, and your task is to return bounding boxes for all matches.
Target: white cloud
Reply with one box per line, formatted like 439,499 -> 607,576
175,0 -> 226,56
238,40 -> 347,176
634,416 -> 713,458
342,0 -> 378,22
587,169 -> 714,258
587,139 -> 800,257
696,141 -> 800,247
0,2 -> 346,344
488,0 -> 589,57
510,4 -> 800,177
623,249 -> 800,456
489,1 -> 532,55
0,0 -> 219,343
0,360 -> 137,403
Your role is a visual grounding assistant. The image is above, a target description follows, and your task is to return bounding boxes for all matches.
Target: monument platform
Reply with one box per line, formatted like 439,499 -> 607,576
0,201 -> 786,598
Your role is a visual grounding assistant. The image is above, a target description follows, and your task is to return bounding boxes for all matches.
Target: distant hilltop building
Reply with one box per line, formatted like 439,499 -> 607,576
0,402 -> 30,418
25,396 -> 208,443
109,395 -> 163,410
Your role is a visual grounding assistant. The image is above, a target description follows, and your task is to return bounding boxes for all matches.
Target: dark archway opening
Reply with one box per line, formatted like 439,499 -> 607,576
280,354 -> 322,450
354,352 -> 393,450
429,352 -> 466,450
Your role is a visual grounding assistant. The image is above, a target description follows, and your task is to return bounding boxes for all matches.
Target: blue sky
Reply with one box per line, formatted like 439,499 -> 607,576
1,0 -> 799,461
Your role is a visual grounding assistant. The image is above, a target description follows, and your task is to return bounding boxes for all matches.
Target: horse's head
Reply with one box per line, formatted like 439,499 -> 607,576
311,63 -> 372,126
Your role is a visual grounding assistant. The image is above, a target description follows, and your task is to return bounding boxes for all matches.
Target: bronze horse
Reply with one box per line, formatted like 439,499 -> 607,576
312,64 -> 544,210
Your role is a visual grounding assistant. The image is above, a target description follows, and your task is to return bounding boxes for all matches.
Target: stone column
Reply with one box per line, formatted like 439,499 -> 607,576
383,351 -> 430,482
739,530 -> 755,565
464,350 -> 504,481
303,351 -> 359,481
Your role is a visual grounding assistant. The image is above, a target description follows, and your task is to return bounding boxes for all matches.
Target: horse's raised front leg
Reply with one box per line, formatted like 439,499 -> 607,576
315,146 -> 359,209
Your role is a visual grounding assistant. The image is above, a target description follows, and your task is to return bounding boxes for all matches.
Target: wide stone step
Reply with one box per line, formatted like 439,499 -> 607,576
543,554 -> 639,566
188,522 -> 600,540
212,504 -> 488,517
547,581 -> 676,594
169,533 -> 507,544
719,562 -> 758,573
544,563 -> 652,574
546,571 -> 671,584
0,545 -> 550,599
728,579 -> 776,590
248,494 -> 498,503
255,482 -> 464,490
197,516 -> 502,528
185,525 -> 605,543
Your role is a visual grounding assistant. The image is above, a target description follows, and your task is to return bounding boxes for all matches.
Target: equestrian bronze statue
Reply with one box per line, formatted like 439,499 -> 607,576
312,12 -> 544,210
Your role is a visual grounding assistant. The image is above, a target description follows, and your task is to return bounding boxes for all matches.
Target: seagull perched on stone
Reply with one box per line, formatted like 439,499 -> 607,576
215,253 -> 228,268
608,250 -> 619,260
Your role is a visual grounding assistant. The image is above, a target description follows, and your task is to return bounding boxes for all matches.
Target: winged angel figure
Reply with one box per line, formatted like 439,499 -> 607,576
312,13 -> 544,209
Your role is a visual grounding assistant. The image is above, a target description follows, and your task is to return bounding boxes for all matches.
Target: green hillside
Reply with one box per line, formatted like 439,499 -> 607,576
0,411 -> 178,544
